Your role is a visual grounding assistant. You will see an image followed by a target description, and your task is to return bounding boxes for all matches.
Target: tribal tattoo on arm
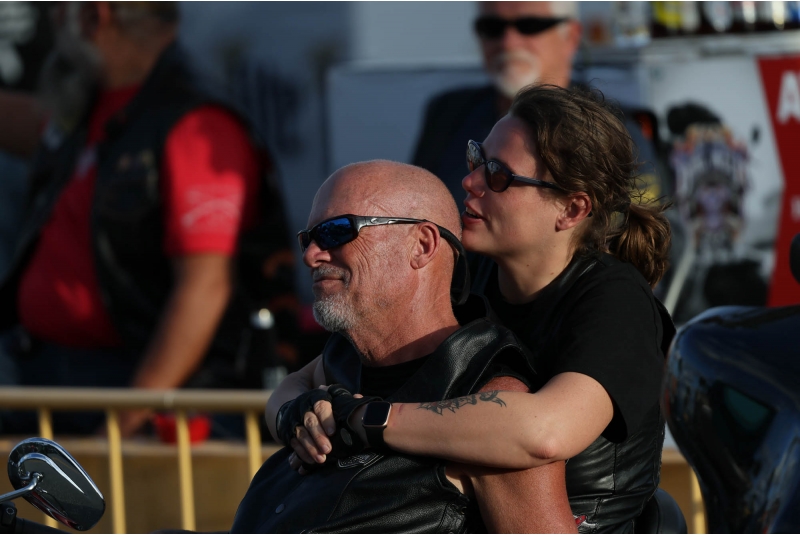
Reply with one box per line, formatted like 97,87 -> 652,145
417,391 -> 507,415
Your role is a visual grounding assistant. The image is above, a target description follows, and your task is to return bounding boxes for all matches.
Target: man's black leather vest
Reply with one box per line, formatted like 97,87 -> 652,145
231,314 -> 535,533
0,44 -> 294,386
471,253 -> 675,533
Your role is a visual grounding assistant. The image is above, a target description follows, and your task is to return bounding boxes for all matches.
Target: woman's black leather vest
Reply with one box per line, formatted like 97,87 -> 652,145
231,314 -> 535,533
471,253 -> 674,533
0,44 -> 294,386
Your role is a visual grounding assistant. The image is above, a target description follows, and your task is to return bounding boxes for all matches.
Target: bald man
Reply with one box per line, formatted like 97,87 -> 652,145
232,161 -> 576,533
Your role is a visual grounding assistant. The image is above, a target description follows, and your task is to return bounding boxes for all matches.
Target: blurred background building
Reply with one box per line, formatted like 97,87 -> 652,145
2,0 -> 799,316
183,1 -> 800,320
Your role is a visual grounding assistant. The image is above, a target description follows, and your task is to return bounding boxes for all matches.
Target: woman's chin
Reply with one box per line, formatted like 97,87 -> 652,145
462,228 -> 492,256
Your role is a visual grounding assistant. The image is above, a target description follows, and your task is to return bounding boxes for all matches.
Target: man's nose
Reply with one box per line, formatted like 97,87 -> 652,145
302,240 -> 331,268
499,24 -> 528,49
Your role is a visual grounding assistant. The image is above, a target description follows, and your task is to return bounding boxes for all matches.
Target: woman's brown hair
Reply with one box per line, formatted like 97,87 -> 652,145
509,84 -> 671,287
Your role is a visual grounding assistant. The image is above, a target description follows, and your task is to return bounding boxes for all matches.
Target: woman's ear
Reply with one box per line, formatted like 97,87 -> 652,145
409,223 -> 439,270
556,193 -> 593,231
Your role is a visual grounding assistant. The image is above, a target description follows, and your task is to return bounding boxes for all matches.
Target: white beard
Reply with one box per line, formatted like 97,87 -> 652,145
489,50 -> 542,99
311,265 -> 357,333
313,291 -> 357,333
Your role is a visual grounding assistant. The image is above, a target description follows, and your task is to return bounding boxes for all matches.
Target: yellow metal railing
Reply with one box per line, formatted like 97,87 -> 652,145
0,387 -> 272,534
1,387 -> 708,534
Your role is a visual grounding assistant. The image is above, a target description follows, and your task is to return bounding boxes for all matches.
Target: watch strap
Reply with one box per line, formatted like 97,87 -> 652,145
362,401 -> 392,452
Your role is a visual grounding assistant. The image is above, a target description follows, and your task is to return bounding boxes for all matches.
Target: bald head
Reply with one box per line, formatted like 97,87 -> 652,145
304,161 -> 463,346
310,160 -> 461,239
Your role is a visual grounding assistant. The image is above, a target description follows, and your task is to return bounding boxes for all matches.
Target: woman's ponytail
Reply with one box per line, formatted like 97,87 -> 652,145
607,199 -> 672,288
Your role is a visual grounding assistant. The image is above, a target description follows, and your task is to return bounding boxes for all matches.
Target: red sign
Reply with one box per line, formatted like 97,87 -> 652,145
758,56 -> 800,306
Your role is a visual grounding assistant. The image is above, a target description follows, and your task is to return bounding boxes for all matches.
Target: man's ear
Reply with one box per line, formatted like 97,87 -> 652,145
563,20 -> 583,58
556,193 -> 592,231
409,223 -> 439,270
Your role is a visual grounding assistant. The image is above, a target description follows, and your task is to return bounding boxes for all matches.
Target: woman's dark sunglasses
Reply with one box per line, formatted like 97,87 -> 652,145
297,214 -> 462,254
466,139 -> 567,194
474,15 -> 568,39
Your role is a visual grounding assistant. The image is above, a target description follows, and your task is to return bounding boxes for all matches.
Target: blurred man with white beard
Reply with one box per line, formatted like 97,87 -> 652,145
412,2 -> 660,206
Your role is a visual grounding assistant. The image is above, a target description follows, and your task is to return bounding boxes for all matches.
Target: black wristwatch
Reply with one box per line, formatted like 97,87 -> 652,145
362,401 -> 392,451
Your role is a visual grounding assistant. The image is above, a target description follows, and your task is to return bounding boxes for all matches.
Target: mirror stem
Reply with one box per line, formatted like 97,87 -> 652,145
0,473 -> 41,503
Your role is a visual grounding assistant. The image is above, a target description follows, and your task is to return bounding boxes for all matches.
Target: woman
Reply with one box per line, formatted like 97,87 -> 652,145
268,84 -> 673,532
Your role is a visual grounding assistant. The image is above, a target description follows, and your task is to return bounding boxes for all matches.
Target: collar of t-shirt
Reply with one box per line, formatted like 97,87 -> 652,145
485,262 -> 548,334
87,85 -> 141,144
359,355 -> 431,398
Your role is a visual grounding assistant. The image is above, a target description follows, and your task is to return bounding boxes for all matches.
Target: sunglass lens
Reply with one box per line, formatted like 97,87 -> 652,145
474,16 -> 507,39
314,217 -> 356,250
485,161 -> 510,192
298,232 -> 310,252
467,142 -> 482,172
515,17 -> 562,35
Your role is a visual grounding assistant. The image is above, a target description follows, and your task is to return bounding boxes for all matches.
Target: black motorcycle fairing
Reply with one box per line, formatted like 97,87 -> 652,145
664,304 -> 800,533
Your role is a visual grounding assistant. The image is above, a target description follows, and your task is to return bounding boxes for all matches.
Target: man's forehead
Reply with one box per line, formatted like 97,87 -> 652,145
480,1 -> 554,18
308,173 -> 399,226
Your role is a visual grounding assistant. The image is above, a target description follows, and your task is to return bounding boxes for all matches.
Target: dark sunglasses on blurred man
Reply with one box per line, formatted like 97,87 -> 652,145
474,15 -> 568,39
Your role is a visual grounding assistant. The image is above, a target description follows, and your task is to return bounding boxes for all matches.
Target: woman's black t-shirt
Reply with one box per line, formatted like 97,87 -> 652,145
473,252 -> 674,532
483,254 -> 668,441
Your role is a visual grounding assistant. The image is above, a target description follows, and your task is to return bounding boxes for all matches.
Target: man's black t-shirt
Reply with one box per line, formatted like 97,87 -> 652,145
360,356 -> 430,398
482,254 -> 668,442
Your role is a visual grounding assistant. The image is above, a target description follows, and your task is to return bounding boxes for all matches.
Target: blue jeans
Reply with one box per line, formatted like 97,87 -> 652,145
0,328 -> 247,438
0,327 -> 138,434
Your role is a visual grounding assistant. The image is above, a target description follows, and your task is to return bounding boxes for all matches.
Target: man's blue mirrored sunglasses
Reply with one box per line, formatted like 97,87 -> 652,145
297,214 -> 460,254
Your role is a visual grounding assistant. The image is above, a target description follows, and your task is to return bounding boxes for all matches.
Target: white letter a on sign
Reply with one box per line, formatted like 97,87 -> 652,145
777,71 -> 800,124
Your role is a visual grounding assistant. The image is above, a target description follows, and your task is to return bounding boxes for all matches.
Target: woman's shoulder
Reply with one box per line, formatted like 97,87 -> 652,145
573,253 -> 655,303
559,253 -> 667,342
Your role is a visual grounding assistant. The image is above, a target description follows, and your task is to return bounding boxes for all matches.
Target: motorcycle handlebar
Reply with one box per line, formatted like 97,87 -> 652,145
12,518 -> 66,534
0,503 -> 66,534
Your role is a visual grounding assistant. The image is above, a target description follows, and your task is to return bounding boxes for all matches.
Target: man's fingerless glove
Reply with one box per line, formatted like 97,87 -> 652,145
325,384 -> 381,459
275,389 -> 333,447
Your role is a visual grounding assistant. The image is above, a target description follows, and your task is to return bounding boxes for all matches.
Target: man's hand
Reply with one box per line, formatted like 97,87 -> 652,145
96,409 -> 153,439
286,387 -> 335,469
287,387 -> 369,473
117,409 -> 153,438
278,388 -> 334,465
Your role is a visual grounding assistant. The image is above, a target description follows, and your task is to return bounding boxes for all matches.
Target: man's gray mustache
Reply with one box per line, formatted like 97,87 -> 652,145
311,266 -> 349,283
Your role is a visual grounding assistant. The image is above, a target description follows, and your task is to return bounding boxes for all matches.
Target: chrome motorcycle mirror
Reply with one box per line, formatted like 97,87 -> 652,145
1,438 -> 105,531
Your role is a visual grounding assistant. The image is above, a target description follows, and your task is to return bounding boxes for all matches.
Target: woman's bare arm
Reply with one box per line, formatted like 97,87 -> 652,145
264,355 -> 325,441
378,372 -> 614,469
292,372 -> 614,469
290,371 -> 614,471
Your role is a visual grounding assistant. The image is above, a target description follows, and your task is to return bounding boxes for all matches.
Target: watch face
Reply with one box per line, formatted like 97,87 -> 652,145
362,402 -> 392,428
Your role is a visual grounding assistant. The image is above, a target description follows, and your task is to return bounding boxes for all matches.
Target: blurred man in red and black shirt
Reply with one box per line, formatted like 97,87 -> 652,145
0,2 -> 297,437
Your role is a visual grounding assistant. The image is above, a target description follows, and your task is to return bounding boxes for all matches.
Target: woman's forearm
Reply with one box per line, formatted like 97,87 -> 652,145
382,372 -> 614,469
384,390 -> 558,469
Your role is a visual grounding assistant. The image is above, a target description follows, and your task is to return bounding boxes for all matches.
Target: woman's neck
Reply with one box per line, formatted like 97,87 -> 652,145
495,249 -> 573,304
